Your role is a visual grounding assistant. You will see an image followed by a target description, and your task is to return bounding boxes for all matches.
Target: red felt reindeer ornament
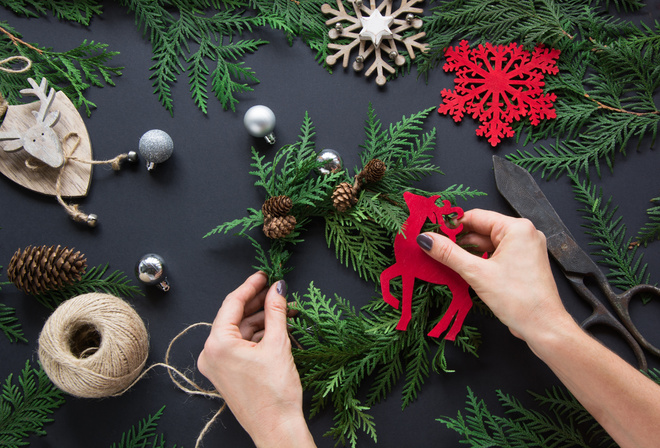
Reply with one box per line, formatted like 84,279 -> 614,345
380,192 -> 482,340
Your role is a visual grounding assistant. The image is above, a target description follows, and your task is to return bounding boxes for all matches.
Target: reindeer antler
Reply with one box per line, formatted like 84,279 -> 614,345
20,77 -> 57,124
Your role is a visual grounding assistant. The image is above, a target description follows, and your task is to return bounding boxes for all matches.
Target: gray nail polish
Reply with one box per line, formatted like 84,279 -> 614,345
417,234 -> 433,251
276,280 -> 287,296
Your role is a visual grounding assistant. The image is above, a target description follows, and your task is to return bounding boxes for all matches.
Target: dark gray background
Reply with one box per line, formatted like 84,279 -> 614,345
1,1 -> 659,446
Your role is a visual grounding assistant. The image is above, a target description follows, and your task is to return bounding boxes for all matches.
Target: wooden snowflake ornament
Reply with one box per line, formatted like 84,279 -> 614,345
438,41 -> 560,146
322,0 -> 428,86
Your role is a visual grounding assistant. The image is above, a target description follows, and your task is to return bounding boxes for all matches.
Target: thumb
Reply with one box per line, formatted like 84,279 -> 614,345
416,233 -> 483,281
262,280 -> 290,343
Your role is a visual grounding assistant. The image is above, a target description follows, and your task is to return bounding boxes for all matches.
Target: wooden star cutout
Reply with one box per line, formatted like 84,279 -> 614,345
359,9 -> 394,48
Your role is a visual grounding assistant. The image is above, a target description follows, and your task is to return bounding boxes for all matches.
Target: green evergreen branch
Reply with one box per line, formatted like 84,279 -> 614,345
32,263 -> 143,310
292,281 -> 479,447
0,21 -> 121,116
569,171 -> 654,299
0,0 -> 102,26
0,267 -> 25,344
636,196 -> 660,247
438,373 -> 660,448
0,303 -> 26,343
109,405 -> 179,448
0,360 -> 65,447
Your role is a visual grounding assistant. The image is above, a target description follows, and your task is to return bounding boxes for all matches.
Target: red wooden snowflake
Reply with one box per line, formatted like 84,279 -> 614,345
438,40 -> 560,146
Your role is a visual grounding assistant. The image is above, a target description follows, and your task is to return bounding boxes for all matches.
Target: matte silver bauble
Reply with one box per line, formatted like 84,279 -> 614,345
316,149 -> 343,175
243,105 -> 276,144
138,129 -> 173,171
135,253 -> 170,292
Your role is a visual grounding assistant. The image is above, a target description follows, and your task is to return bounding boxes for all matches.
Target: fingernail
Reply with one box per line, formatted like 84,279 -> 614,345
417,234 -> 433,251
276,280 -> 287,296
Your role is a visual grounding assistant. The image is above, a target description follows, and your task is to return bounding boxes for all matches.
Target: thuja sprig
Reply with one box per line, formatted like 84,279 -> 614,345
636,196 -> 660,247
439,370 -> 660,448
0,19 -> 121,116
0,266 -> 25,344
291,282 -> 482,448
109,406 -> 179,448
0,0 -> 102,25
569,170 -> 654,300
32,263 -> 143,310
0,360 -> 65,447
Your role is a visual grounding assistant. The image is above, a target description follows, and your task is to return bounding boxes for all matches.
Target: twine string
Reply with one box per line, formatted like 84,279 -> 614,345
0,55 -> 32,73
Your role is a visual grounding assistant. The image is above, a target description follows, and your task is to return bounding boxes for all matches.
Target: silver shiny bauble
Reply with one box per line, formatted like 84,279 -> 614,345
243,105 -> 276,144
135,253 -> 170,292
316,149 -> 343,175
138,130 -> 174,171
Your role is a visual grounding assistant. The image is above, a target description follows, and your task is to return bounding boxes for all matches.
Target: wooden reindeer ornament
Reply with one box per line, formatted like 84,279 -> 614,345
380,192 -> 480,340
0,78 -> 64,168
0,77 -> 133,226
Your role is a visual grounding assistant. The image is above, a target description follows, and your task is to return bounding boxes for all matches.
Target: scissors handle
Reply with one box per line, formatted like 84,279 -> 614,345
609,284 -> 660,359
567,275 -> 648,371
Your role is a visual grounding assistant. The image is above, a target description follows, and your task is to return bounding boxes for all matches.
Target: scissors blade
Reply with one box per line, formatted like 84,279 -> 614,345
492,156 -> 601,278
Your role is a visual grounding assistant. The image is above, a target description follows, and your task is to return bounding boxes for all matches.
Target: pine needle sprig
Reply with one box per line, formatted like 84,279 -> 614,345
636,196 -> 660,247
0,21 -> 121,116
569,170 -> 654,298
0,360 -> 65,448
109,406 -> 179,448
32,263 -> 143,310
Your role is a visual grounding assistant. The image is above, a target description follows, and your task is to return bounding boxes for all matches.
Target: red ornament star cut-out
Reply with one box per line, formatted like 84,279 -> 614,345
438,40 -> 561,146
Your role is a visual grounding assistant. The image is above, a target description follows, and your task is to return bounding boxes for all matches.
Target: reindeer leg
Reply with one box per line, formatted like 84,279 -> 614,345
428,287 -> 473,340
395,274 -> 415,331
380,264 -> 401,309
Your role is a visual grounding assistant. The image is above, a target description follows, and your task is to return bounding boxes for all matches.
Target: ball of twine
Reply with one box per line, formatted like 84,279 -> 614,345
38,293 -> 149,398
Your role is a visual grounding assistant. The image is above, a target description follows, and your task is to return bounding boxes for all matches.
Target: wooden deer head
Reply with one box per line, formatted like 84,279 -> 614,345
0,77 -> 64,168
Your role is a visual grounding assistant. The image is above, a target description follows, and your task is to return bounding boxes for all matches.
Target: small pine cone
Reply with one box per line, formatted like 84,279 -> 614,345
7,245 -> 87,295
360,159 -> 386,183
263,215 -> 297,239
262,195 -> 293,218
332,182 -> 358,212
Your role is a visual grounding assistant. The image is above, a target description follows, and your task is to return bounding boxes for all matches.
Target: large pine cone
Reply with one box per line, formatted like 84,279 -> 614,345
7,245 -> 87,295
263,215 -> 297,239
332,182 -> 358,212
359,159 -> 386,184
262,195 -> 293,218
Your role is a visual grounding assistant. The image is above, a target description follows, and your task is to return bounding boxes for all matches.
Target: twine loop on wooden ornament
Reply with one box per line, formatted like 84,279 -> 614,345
38,292 -> 150,398
0,55 -> 32,73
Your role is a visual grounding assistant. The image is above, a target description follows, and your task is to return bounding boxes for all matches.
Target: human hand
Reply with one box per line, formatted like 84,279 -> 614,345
197,272 -> 316,448
417,209 -> 574,343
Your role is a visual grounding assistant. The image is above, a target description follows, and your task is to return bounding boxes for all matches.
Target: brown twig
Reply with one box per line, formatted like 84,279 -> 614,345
0,25 -> 43,54
584,94 -> 660,117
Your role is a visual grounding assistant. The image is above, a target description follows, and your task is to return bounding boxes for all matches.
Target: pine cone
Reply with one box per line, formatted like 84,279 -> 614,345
7,245 -> 87,295
263,215 -> 297,239
262,195 -> 293,218
332,182 -> 358,212
359,159 -> 386,184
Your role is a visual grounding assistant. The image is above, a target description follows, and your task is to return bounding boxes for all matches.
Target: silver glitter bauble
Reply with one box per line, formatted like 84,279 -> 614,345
135,253 -> 170,292
243,105 -> 276,144
138,129 -> 173,171
316,149 -> 343,175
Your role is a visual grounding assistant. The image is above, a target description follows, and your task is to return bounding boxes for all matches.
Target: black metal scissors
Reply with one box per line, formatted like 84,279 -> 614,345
493,155 -> 660,371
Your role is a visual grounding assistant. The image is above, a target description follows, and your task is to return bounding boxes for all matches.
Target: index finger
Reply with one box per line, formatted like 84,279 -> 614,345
459,209 -> 520,246
213,271 -> 268,328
